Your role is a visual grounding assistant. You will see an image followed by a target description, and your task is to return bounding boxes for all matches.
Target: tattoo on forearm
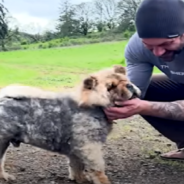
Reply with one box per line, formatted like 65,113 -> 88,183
148,100 -> 184,121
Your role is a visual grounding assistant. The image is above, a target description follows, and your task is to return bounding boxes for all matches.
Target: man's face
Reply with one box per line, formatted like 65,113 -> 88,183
142,34 -> 184,61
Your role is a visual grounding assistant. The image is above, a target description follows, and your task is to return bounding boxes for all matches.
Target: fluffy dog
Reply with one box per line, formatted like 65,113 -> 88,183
0,65 -> 141,184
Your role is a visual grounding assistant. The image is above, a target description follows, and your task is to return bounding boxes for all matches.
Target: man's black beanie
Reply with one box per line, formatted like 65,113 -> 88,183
135,0 -> 184,38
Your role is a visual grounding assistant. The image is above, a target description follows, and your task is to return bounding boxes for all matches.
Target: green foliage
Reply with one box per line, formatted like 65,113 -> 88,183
0,1 -> 8,36
56,0 -> 79,37
22,32 -> 125,50
123,31 -> 131,39
20,39 -> 28,45
0,0 -> 8,50
1,29 -> 135,52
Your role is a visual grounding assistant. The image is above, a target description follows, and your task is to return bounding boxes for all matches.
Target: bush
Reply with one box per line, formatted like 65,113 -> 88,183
47,42 -> 58,48
123,31 -> 130,39
20,40 -> 28,45
3,30 -> 130,52
23,46 -> 28,50
42,44 -> 47,49
8,45 -> 22,51
48,42 -> 54,48
38,44 -> 43,49
88,38 -> 101,44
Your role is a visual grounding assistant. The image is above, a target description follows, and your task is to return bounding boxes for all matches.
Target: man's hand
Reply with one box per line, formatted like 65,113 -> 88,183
104,98 -> 184,121
104,98 -> 147,121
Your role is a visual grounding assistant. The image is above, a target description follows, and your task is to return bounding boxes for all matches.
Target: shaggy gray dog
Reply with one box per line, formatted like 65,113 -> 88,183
0,65 -> 141,184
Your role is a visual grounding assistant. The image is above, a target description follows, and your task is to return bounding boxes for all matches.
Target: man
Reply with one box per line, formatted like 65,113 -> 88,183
104,0 -> 184,160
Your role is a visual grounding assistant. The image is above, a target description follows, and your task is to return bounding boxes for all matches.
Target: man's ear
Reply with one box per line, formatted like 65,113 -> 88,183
83,76 -> 98,90
113,65 -> 126,75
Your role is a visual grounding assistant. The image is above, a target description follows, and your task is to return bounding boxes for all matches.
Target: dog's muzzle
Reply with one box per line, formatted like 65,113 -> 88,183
126,84 -> 140,99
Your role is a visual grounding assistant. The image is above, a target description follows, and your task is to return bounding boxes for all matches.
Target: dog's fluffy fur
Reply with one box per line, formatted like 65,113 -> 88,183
0,65 -> 141,184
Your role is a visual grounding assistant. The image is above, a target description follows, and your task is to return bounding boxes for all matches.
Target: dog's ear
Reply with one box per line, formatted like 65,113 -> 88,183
83,76 -> 98,90
113,65 -> 126,75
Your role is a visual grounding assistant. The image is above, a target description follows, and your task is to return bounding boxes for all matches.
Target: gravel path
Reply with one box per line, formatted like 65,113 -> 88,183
2,115 -> 184,184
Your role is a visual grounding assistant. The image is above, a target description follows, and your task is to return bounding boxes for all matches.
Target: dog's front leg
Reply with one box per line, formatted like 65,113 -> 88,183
72,142 -> 111,184
68,155 -> 86,183
0,140 -> 16,181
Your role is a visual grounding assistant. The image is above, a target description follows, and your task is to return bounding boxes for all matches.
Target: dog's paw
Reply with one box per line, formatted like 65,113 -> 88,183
68,166 -> 75,181
68,174 -> 75,181
0,172 -> 16,181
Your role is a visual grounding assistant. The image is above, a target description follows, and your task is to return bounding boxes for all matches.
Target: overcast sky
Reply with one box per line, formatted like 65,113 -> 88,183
4,0 -> 91,34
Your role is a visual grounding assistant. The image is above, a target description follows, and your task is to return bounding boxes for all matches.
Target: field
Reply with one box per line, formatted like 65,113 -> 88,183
0,41 -> 161,90
0,41 -> 183,184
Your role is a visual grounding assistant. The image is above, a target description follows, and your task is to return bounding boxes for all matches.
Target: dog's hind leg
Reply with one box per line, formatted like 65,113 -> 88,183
0,140 -> 15,181
72,142 -> 111,184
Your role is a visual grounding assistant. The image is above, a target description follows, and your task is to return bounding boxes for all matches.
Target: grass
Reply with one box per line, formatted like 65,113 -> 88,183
0,40 -> 161,90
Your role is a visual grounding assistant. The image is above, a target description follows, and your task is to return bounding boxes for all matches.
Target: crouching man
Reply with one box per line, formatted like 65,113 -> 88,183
105,0 -> 184,160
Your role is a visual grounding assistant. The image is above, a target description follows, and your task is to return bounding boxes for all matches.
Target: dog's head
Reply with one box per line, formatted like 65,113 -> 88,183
78,65 -> 141,107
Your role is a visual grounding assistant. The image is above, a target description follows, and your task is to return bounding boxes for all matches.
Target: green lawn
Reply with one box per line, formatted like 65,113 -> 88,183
0,41 -> 161,90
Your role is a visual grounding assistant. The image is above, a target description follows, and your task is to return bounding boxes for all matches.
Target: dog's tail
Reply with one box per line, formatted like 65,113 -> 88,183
0,84 -> 57,99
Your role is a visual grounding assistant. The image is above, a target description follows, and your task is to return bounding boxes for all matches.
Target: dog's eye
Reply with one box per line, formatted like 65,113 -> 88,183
107,84 -> 116,91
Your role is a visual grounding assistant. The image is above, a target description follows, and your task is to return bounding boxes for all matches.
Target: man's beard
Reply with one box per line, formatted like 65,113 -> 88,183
159,43 -> 184,62
159,49 -> 182,62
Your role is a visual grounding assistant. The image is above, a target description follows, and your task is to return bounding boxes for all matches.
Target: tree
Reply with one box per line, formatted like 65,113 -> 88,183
42,30 -> 56,42
0,14 -> 20,50
0,0 -> 8,50
56,0 -> 79,37
74,2 -> 93,36
117,0 -> 142,32
94,0 -> 119,31
17,23 -> 43,43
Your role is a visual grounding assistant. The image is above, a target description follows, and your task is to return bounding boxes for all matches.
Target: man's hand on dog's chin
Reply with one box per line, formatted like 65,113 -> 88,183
104,98 -> 148,121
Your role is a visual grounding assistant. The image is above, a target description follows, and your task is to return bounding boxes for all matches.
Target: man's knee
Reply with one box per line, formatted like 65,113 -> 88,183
143,74 -> 184,102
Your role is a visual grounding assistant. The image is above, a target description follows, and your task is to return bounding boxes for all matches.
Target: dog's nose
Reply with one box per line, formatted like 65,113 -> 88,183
126,84 -> 134,93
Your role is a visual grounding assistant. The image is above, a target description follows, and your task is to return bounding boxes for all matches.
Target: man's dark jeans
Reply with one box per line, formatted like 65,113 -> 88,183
141,74 -> 184,149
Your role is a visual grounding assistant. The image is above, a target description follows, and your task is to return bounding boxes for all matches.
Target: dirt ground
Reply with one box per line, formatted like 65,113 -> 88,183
2,115 -> 184,184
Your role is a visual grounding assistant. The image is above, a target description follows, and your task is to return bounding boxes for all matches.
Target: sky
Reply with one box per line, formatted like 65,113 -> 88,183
4,0 -> 91,34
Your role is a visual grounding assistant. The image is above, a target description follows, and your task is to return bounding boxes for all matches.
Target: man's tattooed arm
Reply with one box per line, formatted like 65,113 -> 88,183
141,100 -> 184,121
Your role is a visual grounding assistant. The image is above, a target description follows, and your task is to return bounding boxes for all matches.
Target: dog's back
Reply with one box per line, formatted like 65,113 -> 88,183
0,96 -> 111,154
